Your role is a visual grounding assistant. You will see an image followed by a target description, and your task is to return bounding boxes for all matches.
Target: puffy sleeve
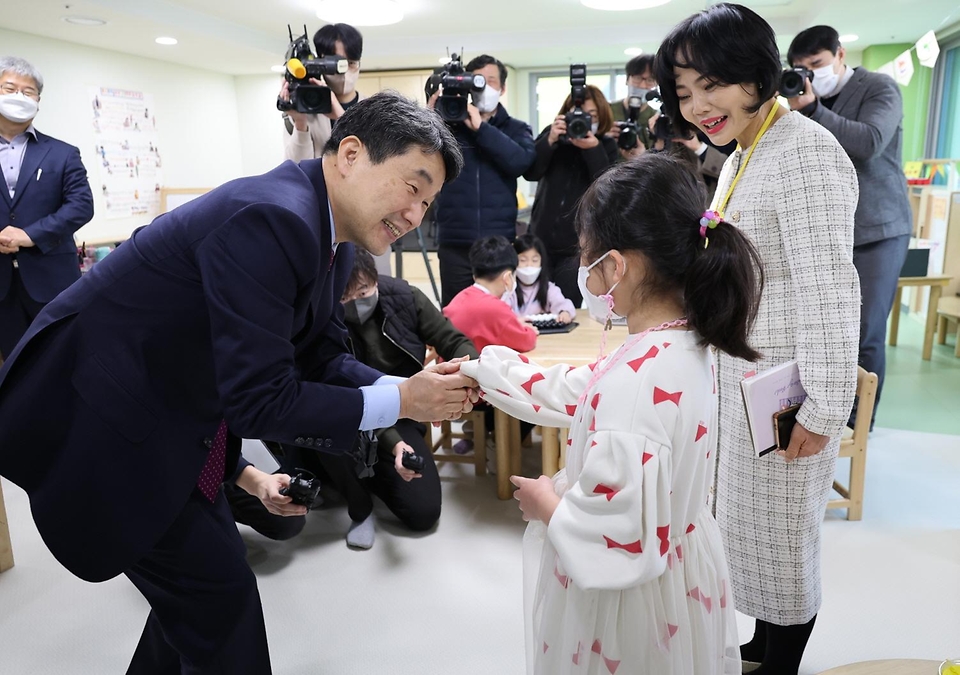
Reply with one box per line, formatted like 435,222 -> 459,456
548,427 -> 671,591
459,346 -> 594,428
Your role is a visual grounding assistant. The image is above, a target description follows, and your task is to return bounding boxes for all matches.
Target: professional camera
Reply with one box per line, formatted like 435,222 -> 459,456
780,67 -> 814,98
276,25 -> 347,115
616,94 -> 643,150
424,53 -> 486,122
279,469 -> 322,508
562,63 -> 590,142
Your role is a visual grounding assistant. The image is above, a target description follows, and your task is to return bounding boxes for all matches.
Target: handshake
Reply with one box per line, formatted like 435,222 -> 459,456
397,356 -> 480,423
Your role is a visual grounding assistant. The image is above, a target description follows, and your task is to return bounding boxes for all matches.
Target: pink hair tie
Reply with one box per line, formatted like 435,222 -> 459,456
699,210 -> 722,249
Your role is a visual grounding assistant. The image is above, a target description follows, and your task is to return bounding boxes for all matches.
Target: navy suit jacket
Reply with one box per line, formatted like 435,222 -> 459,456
0,159 -> 383,582
0,130 -> 94,302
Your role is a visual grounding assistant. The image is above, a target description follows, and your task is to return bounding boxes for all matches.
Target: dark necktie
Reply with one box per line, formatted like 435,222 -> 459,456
197,420 -> 228,502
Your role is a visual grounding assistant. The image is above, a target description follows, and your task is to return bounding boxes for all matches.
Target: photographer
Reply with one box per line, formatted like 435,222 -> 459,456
787,26 -> 912,428
646,111 -> 735,200
607,54 -> 658,159
427,54 -> 536,306
281,23 -> 363,162
524,83 -> 617,307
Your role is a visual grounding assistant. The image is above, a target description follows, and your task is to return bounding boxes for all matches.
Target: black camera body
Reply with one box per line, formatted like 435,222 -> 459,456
780,67 -> 814,98
642,89 -> 684,143
562,63 -> 590,142
616,94 -> 644,150
276,25 -> 347,115
425,53 -> 486,122
279,469 -> 322,508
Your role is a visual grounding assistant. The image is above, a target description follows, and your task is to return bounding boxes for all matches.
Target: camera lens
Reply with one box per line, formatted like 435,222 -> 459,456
439,96 -> 468,122
780,70 -> 805,98
567,116 -> 589,139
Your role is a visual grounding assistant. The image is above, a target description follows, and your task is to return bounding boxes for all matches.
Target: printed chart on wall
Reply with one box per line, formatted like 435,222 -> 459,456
88,86 -> 163,219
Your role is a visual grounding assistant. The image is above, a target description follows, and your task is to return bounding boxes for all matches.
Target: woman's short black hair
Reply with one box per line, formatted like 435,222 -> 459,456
469,236 -> 518,281
314,23 -> 363,61
654,3 -> 781,137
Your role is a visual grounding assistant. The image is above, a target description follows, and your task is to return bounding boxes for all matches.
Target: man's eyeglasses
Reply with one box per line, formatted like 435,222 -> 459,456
0,83 -> 40,99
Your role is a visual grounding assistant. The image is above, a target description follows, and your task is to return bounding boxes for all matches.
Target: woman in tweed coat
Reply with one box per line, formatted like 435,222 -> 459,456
655,4 -> 860,674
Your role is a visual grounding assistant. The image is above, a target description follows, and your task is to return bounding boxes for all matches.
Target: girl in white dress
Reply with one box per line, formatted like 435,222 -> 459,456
461,153 -> 764,674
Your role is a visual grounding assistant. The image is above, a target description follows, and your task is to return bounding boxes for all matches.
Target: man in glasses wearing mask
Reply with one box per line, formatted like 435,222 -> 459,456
787,26 -> 912,430
0,56 -> 93,362
607,54 -> 658,159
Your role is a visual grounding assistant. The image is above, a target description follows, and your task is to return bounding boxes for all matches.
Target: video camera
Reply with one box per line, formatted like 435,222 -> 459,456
276,25 -> 347,115
616,94 -> 644,150
562,63 -> 591,142
424,52 -> 486,122
780,67 -> 814,98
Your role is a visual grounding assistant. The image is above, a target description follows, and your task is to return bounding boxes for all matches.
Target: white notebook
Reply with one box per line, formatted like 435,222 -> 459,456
740,360 -> 807,457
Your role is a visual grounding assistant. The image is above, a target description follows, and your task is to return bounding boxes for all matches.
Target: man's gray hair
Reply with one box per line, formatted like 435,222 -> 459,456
0,56 -> 44,93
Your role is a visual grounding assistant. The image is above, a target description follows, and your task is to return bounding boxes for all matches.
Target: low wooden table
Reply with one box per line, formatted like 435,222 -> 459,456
889,275 -> 952,360
0,479 -> 14,573
817,659 -> 944,674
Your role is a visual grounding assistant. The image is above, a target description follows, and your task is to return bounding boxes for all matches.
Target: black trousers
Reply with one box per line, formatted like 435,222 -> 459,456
547,253 -> 583,310
0,268 -> 46,360
229,419 -> 442,538
438,243 -> 474,308
125,488 -> 272,675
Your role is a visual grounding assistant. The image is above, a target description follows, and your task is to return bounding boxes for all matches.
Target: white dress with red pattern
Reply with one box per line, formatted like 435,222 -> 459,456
460,330 -> 740,675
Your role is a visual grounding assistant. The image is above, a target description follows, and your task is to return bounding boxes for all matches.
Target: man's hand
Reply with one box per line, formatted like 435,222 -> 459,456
325,88 -> 346,121
604,124 -> 621,141
570,132 -> 600,150
787,80 -> 816,111
673,135 -> 703,152
392,441 -> 421,482
0,226 -> 33,253
279,80 -> 309,132
426,91 -> 440,110
235,466 -> 308,517
463,102 -> 483,131
779,422 -> 830,463
618,144 -> 645,161
399,360 -> 478,422
510,474 -> 560,524
547,115 -> 567,145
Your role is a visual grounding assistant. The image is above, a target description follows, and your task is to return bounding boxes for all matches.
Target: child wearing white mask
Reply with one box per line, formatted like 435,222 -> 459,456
509,233 -> 576,324
460,153 -> 765,674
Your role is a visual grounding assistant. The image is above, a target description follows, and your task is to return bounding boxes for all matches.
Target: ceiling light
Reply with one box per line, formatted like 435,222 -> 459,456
271,65 -> 287,73
838,34 -> 859,43
62,16 -> 107,26
316,0 -> 404,26
624,47 -> 643,56
155,37 -> 178,46
581,0 -> 672,9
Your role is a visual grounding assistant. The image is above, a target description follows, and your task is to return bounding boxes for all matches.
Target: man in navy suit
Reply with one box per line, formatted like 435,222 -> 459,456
0,56 -> 94,360
0,91 -> 471,674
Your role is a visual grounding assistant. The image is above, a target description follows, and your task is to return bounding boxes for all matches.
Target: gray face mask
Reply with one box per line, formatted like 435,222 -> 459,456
352,291 -> 379,324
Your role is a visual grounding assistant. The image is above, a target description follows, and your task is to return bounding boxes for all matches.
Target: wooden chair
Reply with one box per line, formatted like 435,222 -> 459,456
828,366 -> 878,521
426,409 -> 487,476
936,296 -> 960,357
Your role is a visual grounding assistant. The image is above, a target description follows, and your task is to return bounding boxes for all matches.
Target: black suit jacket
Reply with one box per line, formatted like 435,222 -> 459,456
0,129 -> 94,302
0,159 -> 383,582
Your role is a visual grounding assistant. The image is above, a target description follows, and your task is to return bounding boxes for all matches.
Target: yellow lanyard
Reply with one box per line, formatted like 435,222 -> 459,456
713,103 -> 781,218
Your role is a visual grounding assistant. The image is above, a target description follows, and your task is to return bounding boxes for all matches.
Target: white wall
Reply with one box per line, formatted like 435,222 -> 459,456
1,28 -> 245,244
234,74 -> 286,178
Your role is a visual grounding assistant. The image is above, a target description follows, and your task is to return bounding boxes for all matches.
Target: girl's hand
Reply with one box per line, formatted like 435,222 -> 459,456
557,310 -> 573,324
510,475 -> 560,524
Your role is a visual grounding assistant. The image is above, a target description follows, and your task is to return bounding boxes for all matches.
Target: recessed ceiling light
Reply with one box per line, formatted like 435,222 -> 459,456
839,34 -> 859,43
155,37 -> 178,46
271,65 -> 287,73
624,47 -> 643,56
581,0 -> 672,9
62,16 -> 107,26
316,0 -> 403,26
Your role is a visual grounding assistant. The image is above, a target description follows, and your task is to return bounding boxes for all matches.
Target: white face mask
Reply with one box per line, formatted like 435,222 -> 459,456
627,86 -> 650,102
0,93 -> 38,123
810,62 -> 839,98
590,122 -> 599,135
516,266 -> 541,285
500,271 -> 517,303
473,85 -> 501,114
577,251 -> 625,324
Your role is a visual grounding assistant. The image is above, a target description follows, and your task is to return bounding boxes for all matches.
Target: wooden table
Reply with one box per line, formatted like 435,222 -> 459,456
889,275 -> 952,360
0,479 -> 14,573
817,659 -> 945,675
493,310 -> 627,499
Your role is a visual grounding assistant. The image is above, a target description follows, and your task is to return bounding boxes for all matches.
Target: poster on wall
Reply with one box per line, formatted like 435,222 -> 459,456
88,86 -> 163,220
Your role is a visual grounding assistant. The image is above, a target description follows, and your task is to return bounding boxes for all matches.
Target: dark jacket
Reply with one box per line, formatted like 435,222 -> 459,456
0,159 -> 383,582
433,104 -> 536,247
0,129 -> 94,303
525,128 -> 618,257
344,274 -> 477,451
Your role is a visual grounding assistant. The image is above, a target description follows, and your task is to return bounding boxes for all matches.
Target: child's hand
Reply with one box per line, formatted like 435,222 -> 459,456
557,310 -> 573,324
510,475 -> 560,524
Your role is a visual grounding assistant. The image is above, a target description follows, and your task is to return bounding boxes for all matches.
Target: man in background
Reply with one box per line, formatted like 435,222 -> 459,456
428,54 -> 536,306
788,26 -> 912,428
0,56 -> 93,360
607,54 -> 658,158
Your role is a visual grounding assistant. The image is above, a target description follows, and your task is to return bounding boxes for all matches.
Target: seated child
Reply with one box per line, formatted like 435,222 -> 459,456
511,233 -> 577,323
444,235 -> 538,354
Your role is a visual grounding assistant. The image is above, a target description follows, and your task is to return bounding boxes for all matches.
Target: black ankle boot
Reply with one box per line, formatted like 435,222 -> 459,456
740,618 -> 768,665
750,615 -> 817,675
